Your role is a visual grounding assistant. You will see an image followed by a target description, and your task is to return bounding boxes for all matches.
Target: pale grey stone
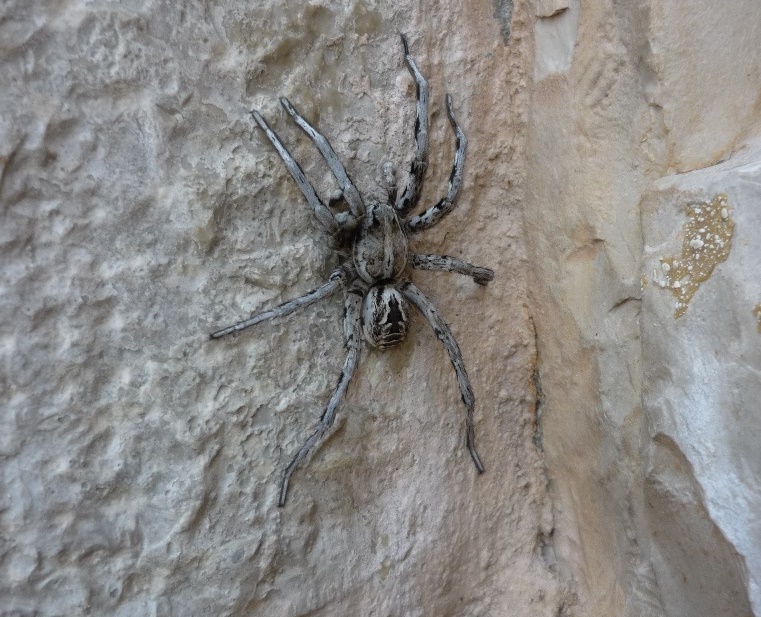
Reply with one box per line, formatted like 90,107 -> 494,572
5,0 -> 761,615
533,0 -> 579,80
526,0 -> 761,615
534,0 -> 569,18
642,144 -> 761,615
1,1 -> 561,616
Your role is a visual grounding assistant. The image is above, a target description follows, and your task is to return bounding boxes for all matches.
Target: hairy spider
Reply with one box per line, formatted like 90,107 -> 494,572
210,35 -> 494,506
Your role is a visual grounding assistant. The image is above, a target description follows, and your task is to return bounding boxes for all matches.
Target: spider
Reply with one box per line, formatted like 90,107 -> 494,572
210,34 -> 494,506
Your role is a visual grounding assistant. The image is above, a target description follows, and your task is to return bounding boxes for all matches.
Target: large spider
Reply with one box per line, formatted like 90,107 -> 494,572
210,35 -> 494,506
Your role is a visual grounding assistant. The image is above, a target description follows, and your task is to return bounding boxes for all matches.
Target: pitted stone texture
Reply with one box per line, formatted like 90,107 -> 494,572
0,1 -> 564,616
642,144 -> 761,616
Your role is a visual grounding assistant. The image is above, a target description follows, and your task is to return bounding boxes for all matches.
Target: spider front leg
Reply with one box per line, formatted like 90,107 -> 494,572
395,33 -> 430,217
401,282 -> 485,474
278,282 -> 365,506
411,254 -> 494,285
280,98 -> 365,222
406,94 -> 467,233
251,110 -> 340,234
209,266 -> 349,339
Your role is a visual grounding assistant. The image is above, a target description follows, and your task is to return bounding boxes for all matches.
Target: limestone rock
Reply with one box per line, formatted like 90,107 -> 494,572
642,145 -> 761,616
4,0 -> 761,615
0,1 -> 562,616
526,0 -> 761,615
534,0 -> 569,18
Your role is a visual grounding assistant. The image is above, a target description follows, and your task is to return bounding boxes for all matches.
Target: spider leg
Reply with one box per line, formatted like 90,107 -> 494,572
280,98 -> 365,221
400,281 -> 485,474
395,33 -> 430,217
279,282 -> 364,506
406,95 -> 467,233
411,254 -> 494,285
251,109 -> 340,235
209,266 -> 349,339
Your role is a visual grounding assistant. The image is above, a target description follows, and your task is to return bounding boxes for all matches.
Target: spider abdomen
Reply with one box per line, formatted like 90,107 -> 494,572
353,202 -> 408,283
362,284 -> 410,349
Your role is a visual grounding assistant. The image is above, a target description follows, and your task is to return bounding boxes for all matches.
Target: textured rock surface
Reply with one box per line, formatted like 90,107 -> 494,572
1,1 -> 567,616
527,0 -> 761,616
642,146 -> 761,616
4,0 -> 761,615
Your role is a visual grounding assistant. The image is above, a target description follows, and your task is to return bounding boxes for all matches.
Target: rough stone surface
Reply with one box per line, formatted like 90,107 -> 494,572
526,0 -> 761,616
648,1 -> 761,172
642,145 -> 761,616
4,0 -> 761,615
1,1 -> 566,616
534,0 -> 569,19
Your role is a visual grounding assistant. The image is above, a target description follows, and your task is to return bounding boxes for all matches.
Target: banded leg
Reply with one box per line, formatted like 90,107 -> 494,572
210,266 -> 348,339
412,254 -> 494,285
395,34 -> 430,217
401,282 -> 485,473
280,97 -> 365,221
251,110 -> 339,235
406,95 -> 467,233
279,283 -> 364,506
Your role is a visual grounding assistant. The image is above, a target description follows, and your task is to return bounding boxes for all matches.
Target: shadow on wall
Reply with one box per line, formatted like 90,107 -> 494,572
645,433 -> 752,617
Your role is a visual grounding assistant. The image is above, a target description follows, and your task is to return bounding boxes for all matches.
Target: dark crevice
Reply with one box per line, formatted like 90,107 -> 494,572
492,0 -> 514,45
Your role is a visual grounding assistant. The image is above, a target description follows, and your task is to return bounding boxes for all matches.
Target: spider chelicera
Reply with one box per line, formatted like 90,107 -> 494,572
210,34 -> 494,506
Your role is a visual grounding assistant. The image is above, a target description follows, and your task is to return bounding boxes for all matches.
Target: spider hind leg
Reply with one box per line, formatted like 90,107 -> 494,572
278,282 -> 364,506
401,281 -> 485,473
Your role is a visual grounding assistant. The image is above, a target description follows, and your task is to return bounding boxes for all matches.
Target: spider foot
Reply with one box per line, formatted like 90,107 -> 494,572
469,441 -> 485,474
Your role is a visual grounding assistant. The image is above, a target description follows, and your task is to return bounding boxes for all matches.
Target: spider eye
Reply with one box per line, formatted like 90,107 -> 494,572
362,284 -> 409,349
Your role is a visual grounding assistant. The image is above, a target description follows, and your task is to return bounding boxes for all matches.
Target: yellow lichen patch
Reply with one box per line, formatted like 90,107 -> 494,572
753,304 -> 761,333
660,194 -> 734,318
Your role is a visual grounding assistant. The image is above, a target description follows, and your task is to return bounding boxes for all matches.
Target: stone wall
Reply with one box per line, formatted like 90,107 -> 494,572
2,0 -> 759,616
527,0 -> 761,615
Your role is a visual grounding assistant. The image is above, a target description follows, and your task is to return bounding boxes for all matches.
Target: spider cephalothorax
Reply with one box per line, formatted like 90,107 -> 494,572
210,35 -> 494,506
